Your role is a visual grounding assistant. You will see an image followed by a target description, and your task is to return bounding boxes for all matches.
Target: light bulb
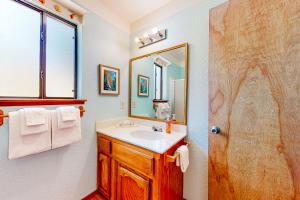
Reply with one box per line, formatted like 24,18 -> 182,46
152,27 -> 159,34
143,32 -> 149,38
134,37 -> 140,43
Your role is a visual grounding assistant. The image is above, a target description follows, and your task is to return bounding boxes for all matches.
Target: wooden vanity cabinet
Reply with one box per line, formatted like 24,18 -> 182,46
97,134 -> 184,200
97,137 -> 112,198
117,166 -> 150,200
98,153 -> 111,198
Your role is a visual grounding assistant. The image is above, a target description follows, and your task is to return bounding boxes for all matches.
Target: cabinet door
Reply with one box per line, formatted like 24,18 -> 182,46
98,153 -> 111,198
117,166 -> 149,200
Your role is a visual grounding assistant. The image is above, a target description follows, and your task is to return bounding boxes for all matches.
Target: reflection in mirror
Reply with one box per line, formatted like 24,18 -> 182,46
130,44 -> 188,124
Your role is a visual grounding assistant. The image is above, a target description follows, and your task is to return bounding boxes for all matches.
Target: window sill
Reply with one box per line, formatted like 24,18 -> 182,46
0,99 -> 87,107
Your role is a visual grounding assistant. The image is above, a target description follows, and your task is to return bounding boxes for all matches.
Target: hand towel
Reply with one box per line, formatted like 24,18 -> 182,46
56,107 -> 78,129
58,106 -> 77,122
156,103 -> 170,120
51,109 -> 81,149
19,109 -> 49,136
175,145 -> 189,173
8,111 -> 51,160
23,107 -> 47,126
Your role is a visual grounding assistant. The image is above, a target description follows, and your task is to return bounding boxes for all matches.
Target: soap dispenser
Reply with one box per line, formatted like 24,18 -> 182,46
165,114 -> 176,134
166,117 -> 172,134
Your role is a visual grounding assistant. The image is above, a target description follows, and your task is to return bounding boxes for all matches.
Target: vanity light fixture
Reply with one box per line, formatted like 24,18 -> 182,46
152,27 -> 163,36
134,27 -> 167,48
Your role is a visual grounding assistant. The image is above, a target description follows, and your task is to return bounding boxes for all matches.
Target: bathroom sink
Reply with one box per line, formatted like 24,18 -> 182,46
130,130 -> 166,140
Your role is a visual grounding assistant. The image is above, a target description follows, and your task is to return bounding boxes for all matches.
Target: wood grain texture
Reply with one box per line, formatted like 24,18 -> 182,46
82,191 -> 106,200
0,99 -> 86,106
112,143 -> 154,176
97,134 -> 184,200
117,166 -> 149,200
209,0 -> 300,199
98,153 -> 111,198
0,109 -> 3,126
99,137 -> 111,156
159,140 -> 185,200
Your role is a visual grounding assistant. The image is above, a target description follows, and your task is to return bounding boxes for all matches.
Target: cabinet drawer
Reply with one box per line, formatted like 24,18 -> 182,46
98,137 -> 111,155
112,143 -> 154,175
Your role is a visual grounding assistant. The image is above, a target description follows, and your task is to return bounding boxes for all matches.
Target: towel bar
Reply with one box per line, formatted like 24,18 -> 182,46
0,106 -> 85,126
166,143 -> 189,163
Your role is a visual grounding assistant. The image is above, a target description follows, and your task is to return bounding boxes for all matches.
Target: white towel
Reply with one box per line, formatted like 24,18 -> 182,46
58,106 -> 77,122
175,145 -> 189,173
156,103 -> 170,120
51,110 -> 81,149
23,108 -> 47,126
20,109 -> 48,136
8,111 -> 51,160
56,107 -> 78,129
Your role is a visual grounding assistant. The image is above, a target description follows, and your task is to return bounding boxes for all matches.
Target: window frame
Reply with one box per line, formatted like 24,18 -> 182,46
154,63 -> 163,100
0,0 -> 78,99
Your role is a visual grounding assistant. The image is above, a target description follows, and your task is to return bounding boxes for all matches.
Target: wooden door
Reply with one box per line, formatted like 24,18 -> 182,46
209,0 -> 300,199
98,153 -> 111,198
117,166 -> 149,200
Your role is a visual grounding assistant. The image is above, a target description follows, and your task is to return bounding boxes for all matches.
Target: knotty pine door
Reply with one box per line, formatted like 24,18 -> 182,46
209,0 -> 300,199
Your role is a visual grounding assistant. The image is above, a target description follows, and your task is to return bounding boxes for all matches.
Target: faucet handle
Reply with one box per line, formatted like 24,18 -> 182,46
152,126 -> 163,132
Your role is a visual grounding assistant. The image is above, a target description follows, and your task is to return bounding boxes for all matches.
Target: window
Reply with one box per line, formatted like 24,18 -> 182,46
154,64 -> 163,100
0,0 -> 77,99
46,16 -> 77,98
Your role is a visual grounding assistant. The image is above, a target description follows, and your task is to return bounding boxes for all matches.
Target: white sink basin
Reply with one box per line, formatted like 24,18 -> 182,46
130,130 -> 166,140
97,123 -> 187,154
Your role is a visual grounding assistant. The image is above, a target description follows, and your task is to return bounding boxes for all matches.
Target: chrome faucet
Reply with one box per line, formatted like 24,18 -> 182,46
152,125 -> 163,132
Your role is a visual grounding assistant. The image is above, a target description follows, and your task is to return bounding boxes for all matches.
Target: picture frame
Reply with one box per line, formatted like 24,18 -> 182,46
99,64 -> 120,96
138,75 -> 149,97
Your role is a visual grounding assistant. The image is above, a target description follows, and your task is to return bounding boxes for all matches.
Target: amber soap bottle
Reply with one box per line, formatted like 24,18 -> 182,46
166,118 -> 172,134
166,115 -> 176,134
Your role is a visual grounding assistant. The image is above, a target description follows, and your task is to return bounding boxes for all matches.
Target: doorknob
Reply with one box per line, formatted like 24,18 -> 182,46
211,126 -> 221,134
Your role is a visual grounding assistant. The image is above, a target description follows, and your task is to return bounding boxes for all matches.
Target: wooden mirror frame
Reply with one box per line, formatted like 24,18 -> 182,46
129,43 -> 189,125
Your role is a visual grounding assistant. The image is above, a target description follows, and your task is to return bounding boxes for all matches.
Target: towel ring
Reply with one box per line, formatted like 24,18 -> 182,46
0,106 -> 86,127
166,142 -> 189,163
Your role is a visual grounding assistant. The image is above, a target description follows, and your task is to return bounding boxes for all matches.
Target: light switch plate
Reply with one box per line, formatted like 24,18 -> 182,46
120,99 -> 125,111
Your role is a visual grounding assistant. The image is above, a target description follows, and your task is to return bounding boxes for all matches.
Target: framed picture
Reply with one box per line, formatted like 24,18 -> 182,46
99,64 -> 120,95
138,75 -> 149,97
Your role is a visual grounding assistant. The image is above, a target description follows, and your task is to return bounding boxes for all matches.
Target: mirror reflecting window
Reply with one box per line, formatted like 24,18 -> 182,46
154,64 -> 162,100
130,44 -> 188,124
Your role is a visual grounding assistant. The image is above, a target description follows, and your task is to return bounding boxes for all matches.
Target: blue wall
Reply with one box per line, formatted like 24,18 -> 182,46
131,57 -> 156,117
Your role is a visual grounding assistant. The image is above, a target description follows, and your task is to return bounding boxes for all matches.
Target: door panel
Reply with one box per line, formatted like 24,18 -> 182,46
117,166 -> 149,200
98,153 -> 111,198
209,0 -> 300,199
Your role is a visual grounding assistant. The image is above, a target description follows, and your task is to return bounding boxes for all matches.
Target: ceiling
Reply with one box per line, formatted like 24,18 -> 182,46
159,48 -> 185,67
98,0 -> 174,23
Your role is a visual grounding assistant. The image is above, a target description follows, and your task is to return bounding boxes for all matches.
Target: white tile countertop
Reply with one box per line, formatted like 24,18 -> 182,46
96,117 -> 187,154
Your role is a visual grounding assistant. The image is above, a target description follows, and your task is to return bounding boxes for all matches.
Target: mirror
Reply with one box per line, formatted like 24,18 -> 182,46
129,43 -> 188,124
